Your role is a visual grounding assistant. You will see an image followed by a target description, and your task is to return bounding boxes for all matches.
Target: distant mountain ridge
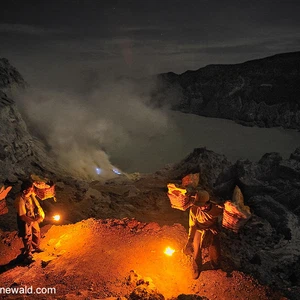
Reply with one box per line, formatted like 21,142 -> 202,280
152,51 -> 300,129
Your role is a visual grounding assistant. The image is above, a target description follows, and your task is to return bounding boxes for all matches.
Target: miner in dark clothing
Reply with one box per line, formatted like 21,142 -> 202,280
184,190 -> 223,279
14,180 -> 45,261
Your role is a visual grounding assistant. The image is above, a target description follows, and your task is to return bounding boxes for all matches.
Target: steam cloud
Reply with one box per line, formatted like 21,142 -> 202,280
13,73 -> 300,181
14,77 -> 174,179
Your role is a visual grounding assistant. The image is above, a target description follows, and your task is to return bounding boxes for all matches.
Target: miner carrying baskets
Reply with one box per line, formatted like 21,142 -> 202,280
14,175 -> 56,263
167,174 -> 251,280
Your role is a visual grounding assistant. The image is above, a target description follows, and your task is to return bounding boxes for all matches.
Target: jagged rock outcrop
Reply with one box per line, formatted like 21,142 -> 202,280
0,58 -> 25,90
0,58 -> 68,185
167,147 -> 300,217
163,147 -> 300,298
152,51 -> 300,130
162,148 -> 232,191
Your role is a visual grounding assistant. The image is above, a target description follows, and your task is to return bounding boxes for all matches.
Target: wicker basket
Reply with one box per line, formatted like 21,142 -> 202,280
0,186 -> 12,200
0,186 -> 11,215
222,201 -> 250,233
33,184 -> 56,200
167,183 -> 192,211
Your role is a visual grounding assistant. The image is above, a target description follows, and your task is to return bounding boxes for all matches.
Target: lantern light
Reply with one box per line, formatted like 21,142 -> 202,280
53,214 -> 61,221
164,246 -> 175,256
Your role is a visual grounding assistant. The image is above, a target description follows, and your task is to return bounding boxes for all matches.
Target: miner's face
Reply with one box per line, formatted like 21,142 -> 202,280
199,200 -> 211,211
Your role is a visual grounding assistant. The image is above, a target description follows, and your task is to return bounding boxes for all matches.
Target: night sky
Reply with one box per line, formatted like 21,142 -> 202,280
1,0 -> 300,88
1,0 -> 300,175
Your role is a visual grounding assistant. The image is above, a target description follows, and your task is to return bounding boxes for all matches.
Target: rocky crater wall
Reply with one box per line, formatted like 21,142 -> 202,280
152,51 -> 300,130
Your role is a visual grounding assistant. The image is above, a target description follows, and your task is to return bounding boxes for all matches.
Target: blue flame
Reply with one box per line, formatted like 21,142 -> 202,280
95,167 -> 102,175
112,168 -> 122,175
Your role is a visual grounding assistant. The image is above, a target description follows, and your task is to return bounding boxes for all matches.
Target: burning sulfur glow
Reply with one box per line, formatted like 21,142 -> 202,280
164,246 -> 175,256
95,167 -> 102,175
53,214 -> 61,221
112,168 -> 122,175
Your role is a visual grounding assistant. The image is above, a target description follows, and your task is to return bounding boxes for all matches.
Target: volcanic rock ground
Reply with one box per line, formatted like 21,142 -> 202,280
0,174 -> 288,300
0,218 -> 285,300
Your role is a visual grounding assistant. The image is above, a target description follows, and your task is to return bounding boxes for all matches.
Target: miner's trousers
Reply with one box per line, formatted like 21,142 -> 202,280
193,229 -> 221,268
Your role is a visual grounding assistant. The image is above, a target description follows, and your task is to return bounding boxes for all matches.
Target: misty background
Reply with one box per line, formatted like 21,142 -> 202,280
13,76 -> 300,178
2,1 -> 300,177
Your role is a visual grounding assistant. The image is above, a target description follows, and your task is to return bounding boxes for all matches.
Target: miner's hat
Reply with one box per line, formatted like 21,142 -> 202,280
193,190 -> 210,207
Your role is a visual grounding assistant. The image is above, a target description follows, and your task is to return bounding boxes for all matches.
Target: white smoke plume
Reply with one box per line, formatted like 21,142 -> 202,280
14,77 -> 173,179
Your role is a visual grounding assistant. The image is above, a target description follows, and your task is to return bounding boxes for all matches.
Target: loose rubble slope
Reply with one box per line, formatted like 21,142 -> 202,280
0,218 -> 284,300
